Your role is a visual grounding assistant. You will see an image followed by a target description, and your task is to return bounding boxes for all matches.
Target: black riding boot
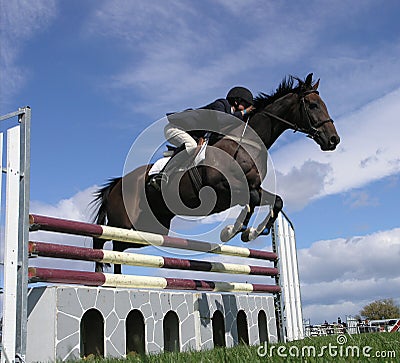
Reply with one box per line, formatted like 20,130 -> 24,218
148,148 -> 193,191
148,172 -> 169,191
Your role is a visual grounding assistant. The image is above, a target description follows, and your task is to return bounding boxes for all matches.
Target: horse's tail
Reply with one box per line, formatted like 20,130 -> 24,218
90,177 -> 121,250
91,177 -> 121,224
90,177 -> 122,272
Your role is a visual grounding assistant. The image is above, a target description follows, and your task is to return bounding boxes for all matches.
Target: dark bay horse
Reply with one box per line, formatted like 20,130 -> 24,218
91,73 -> 340,273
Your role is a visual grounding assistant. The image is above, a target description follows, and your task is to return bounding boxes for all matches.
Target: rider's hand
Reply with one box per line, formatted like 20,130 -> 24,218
245,105 -> 256,114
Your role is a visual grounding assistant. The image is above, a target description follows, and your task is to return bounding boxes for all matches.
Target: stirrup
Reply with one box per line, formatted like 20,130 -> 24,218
148,173 -> 169,191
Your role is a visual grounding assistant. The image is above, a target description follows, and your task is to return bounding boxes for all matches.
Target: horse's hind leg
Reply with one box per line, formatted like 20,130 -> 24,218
109,190 -> 140,275
94,237 -> 106,272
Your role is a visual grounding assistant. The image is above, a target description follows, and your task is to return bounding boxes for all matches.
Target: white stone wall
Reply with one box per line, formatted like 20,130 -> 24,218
26,285 -> 278,362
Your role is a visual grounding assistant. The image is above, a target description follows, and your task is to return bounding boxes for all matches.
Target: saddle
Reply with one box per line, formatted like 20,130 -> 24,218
148,138 -> 207,191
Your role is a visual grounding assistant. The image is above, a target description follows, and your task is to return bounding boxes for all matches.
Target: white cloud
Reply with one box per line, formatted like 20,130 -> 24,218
298,228 -> 400,323
299,228 -> 400,283
344,190 -> 379,209
30,186 -> 97,222
273,161 -> 332,211
0,0 -> 57,108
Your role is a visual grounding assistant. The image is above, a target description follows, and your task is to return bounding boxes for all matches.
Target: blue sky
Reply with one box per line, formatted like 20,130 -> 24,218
1,0 -> 400,325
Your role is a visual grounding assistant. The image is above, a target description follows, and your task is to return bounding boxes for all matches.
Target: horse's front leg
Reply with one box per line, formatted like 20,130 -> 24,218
220,204 -> 251,242
238,188 -> 262,242
259,188 -> 283,233
241,188 -> 283,242
219,186 -> 261,242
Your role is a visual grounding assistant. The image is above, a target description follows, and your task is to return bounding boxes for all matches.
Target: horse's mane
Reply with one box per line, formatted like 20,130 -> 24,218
253,75 -> 312,113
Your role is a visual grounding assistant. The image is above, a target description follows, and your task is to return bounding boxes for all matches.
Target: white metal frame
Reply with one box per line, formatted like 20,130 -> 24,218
272,211 -> 304,341
1,108 -> 31,363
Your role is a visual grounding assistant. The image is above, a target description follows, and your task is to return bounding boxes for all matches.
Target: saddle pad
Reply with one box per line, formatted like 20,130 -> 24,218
148,157 -> 171,176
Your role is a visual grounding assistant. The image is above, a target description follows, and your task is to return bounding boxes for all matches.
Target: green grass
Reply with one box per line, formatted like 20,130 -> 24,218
79,333 -> 399,362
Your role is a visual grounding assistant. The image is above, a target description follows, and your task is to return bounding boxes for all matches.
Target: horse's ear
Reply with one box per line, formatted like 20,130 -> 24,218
313,78 -> 320,90
305,73 -> 313,87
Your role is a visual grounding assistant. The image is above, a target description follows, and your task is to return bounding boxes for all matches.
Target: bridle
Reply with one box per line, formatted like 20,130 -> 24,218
232,89 -> 334,159
263,90 -> 334,139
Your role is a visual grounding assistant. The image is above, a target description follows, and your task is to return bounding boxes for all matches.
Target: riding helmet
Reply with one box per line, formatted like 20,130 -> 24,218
226,86 -> 254,106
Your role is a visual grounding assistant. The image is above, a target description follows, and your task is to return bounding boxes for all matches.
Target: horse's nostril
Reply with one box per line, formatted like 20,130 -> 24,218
330,135 -> 340,145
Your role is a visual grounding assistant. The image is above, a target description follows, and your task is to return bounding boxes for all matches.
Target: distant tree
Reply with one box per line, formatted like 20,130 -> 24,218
360,298 -> 400,320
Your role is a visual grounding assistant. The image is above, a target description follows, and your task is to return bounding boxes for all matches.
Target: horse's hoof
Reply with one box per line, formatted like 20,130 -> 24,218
241,227 -> 259,242
220,225 -> 235,242
241,228 -> 252,242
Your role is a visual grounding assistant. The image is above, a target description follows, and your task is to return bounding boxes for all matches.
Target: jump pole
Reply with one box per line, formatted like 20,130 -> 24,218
28,267 -> 281,293
29,241 -> 279,276
29,214 -> 278,261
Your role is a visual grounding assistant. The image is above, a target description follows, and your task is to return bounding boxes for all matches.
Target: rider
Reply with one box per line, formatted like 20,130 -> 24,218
165,86 -> 255,150
150,86 -> 255,190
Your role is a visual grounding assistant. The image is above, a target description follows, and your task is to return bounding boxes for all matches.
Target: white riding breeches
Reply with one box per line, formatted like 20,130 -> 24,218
164,123 -> 197,150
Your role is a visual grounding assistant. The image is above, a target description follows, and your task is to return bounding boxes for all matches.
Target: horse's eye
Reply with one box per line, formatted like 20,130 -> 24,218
309,103 -> 318,110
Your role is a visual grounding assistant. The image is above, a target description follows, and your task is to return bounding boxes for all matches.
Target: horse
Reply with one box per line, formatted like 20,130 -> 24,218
91,73 -> 340,273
